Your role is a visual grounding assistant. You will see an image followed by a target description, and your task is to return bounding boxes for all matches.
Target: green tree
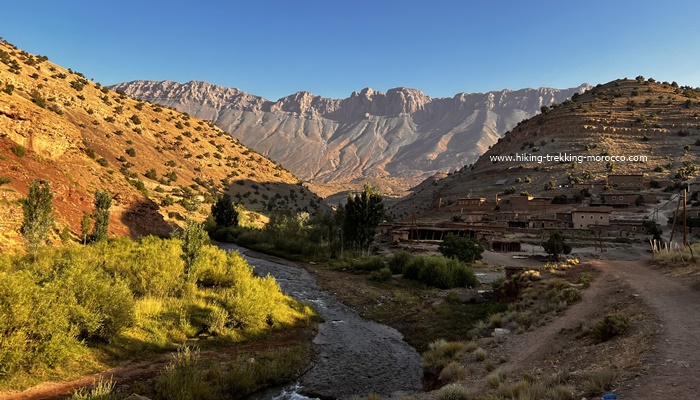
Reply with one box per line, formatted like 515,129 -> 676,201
80,210 -> 91,245
438,233 -> 484,263
343,183 -> 384,253
178,219 -> 210,281
21,180 -> 54,257
92,190 -> 112,242
211,194 -> 238,227
542,231 -> 572,261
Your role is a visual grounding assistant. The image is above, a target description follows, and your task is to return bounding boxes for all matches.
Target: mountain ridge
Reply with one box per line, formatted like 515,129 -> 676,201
112,80 -> 590,196
387,77 -> 700,219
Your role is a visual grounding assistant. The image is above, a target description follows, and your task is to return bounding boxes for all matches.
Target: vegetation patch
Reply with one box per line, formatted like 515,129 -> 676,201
0,235 -> 316,390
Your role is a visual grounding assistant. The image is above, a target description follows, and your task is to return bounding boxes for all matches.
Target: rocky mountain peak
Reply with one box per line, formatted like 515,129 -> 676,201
112,80 -> 588,192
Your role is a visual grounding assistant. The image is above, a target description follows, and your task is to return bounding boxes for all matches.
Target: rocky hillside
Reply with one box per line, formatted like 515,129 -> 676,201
390,77 -> 700,219
112,80 -> 589,197
0,41 -> 322,251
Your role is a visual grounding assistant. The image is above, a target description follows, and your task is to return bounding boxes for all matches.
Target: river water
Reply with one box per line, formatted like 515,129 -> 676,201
216,244 -> 423,399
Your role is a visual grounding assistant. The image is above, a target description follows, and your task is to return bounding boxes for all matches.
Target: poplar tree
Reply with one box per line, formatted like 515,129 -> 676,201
92,189 -> 112,242
21,180 -> 54,257
343,183 -> 384,254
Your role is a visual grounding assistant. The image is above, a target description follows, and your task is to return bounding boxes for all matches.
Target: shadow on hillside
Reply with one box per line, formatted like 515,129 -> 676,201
225,179 -> 328,214
120,197 -> 178,238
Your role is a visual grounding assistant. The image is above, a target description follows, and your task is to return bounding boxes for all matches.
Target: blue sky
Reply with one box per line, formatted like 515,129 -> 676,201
3,1 -> 699,100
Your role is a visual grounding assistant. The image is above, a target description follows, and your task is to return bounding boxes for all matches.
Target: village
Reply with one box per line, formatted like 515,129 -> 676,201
380,173 -> 697,255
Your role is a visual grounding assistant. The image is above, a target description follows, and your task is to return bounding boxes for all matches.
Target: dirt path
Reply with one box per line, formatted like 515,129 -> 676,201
591,259 -> 700,399
491,258 -> 699,399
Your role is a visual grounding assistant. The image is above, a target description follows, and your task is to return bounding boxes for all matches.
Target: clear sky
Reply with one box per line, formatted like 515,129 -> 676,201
3,0 -> 699,100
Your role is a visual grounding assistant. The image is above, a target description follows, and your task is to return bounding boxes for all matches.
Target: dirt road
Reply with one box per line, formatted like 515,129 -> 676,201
590,259 -> 700,399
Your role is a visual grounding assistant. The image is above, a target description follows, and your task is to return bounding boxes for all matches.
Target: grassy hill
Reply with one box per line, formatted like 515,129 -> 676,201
390,77 -> 700,220
0,40 -> 323,251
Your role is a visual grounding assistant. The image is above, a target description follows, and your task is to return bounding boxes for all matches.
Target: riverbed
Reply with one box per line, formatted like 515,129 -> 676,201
216,244 -> 423,399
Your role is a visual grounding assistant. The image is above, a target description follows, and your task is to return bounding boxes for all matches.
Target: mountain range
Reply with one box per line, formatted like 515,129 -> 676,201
112,80 -> 590,196
389,77 -> 700,219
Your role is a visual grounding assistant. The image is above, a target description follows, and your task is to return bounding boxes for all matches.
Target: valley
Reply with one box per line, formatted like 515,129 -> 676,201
2,35 -> 700,400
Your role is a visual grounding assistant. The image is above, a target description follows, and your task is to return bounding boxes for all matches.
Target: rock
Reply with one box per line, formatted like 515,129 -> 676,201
493,328 -> 511,337
111,80 -> 589,186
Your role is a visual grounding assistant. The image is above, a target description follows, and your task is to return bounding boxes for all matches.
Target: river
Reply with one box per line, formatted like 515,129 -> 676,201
216,243 -> 423,399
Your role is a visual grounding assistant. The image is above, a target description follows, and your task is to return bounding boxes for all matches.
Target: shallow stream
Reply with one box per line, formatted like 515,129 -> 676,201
216,243 -> 423,399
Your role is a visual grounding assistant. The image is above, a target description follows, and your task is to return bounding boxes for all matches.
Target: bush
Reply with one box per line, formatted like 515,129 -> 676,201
11,144 -> 26,157
0,176 -> 11,185
370,267 -> 392,282
578,272 -> 593,288
423,339 -> 468,368
439,361 -> 467,383
155,346 -> 214,400
70,377 -> 120,400
591,313 -> 629,342
125,147 -> 136,157
437,383 -> 471,400
473,347 -> 487,361
388,251 -> 413,274
583,368 -> 618,396
352,256 -> 385,272
96,157 -> 109,167
403,255 -> 478,289
439,234 -> 483,263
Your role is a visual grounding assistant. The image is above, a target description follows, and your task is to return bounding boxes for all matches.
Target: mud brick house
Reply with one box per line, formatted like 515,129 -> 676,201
572,206 -> 613,229
600,192 -> 641,207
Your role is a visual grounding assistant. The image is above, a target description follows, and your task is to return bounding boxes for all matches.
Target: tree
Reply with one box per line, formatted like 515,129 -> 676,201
211,194 -> 238,227
542,231 -> 572,261
21,180 -> 54,257
178,219 -> 210,281
80,211 -> 91,245
439,233 -> 484,263
92,190 -> 112,242
343,183 -> 384,253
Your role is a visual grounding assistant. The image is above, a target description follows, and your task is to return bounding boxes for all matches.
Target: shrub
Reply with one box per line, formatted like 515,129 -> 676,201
60,261 -> 135,342
370,267 -> 392,282
578,272 -> 593,288
0,269 -> 82,374
0,176 -> 11,185
155,346 -> 214,400
96,157 -> 109,167
31,90 -> 46,108
403,255 -> 478,289
125,147 -> 136,157
591,313 -> 629,342
437,383 -> 470,400
70,377 -> 119,400
352,256 -> 385,272
439,361 -> 467,383
487,368 -> 508,389
423,340 -> 468,368
129,114 -> 141,125
583,368 -> 618,396
473,347 -> 487,361
145,168 -> 157,180
388,250 -> 413,274
11,144 -> 26,157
